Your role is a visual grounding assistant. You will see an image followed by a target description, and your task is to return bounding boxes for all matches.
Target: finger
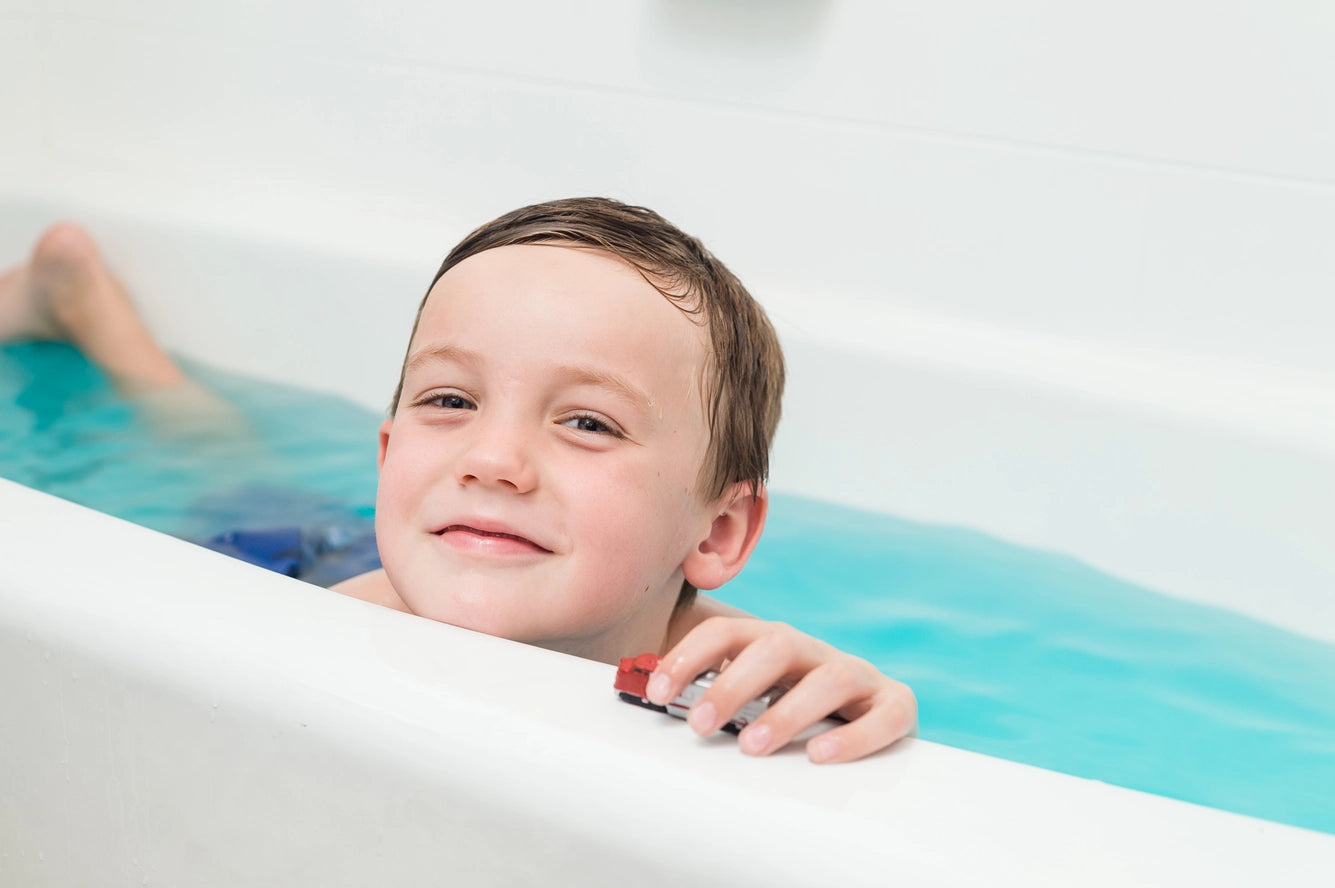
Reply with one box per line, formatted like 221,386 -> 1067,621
685,628 -> 827,736
647,616 -> 778,705
804,683 -> 918,764
733,658 -> 878,755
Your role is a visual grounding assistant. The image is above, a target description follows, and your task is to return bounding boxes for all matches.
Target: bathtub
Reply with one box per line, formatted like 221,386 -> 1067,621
2,195 -> 1333,886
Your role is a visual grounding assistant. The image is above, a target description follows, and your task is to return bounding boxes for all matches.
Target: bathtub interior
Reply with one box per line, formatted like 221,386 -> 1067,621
3,194 -> 1331,645
4,197 -> 1335,886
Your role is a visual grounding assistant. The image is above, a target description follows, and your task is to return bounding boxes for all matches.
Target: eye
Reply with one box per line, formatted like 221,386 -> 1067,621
415,392 -> 476,411
560,413 -> 621,436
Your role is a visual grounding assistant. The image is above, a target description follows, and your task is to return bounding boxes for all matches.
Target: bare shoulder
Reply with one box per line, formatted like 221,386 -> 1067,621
330,568 -> 411,613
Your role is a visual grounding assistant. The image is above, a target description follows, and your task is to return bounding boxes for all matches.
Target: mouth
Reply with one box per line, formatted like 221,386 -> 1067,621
433,524 -> 553,555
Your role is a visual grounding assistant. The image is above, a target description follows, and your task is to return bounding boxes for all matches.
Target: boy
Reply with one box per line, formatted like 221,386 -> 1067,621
1,201 -> 916,762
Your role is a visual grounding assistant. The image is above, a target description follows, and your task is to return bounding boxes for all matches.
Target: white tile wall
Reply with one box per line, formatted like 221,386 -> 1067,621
50,2 -> 1335,180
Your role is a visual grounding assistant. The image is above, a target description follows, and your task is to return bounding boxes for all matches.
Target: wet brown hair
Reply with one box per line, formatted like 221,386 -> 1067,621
389,197 -> 785,609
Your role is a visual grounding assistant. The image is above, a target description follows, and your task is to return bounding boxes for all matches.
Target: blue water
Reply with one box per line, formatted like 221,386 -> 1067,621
0,343 -> 381,539
3,342 -> 1333,835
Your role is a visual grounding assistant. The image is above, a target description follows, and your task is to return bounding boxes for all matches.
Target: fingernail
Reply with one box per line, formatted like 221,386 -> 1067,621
810,735 -> 839,763
646,673 -> 671,703
740,724 -> 772,755
689,701 -> 716,734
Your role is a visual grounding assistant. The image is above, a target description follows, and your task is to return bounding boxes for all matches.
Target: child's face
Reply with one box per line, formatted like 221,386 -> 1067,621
375,244 -> 722,661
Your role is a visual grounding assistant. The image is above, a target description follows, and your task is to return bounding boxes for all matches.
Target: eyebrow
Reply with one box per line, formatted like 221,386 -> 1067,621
403,343 -> 654,412
554,364 -> 655,413
403,343 -> 482,377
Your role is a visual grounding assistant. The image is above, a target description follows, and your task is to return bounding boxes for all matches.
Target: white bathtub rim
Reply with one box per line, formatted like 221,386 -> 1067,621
3,479 -> 1333,887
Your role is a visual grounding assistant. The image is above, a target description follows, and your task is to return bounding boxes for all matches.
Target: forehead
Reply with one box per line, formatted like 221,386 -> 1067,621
410,243 -> 710,398
425,242 -> 673,311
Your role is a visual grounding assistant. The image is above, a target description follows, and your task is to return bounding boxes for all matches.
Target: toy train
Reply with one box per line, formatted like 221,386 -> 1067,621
614,652 -> 786,734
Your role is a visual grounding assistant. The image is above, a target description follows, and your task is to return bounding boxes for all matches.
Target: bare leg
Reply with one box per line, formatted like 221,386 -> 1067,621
1,223 -> 250,443
0,222 -> 186,394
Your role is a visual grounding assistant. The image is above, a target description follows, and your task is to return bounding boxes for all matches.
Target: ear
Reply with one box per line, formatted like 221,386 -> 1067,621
377,418 -> 394,470
681,482 -> 769,591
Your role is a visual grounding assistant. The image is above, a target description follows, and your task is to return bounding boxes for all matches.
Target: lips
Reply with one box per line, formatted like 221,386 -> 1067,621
433,522 -> 553,555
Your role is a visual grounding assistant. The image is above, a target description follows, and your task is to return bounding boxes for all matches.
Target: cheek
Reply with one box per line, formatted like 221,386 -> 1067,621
572,458 -> 703,570
375,454 -> 410,515
376,437 -> 441,524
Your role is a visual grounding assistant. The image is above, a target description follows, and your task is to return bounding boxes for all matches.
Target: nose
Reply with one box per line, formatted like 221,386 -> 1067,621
454,413 -> 538,494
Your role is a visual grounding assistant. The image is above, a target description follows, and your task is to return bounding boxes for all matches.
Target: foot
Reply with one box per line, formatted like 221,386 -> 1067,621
0,223 -> 185,391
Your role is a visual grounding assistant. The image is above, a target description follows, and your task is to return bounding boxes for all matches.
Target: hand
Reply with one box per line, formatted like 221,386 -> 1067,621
645,617 -> 917,763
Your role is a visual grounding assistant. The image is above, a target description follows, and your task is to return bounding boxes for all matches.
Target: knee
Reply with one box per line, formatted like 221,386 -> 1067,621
32,222 -> 103,275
